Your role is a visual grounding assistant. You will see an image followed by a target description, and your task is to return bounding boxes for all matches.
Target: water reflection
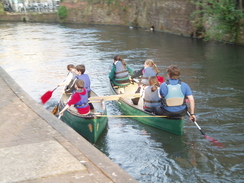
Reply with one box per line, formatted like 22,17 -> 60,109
0,22 -> 243,182
95,102 -> 190,182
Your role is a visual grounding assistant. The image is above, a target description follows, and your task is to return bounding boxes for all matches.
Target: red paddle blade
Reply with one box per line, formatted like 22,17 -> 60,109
204,135 -> 224,148
156,76 -> 164,84
40,91 -> 53,104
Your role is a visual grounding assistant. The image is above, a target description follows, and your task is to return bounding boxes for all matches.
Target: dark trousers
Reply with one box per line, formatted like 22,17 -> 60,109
88,91 -> 94,110
155,106 -> 187,118
131,87 -> 141,105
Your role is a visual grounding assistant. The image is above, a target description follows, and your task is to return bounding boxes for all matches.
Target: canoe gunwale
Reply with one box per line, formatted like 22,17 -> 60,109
58,90 -> 107,119
59,100 -> 106,120
57,90 -> 108,144
109,81 -> 185,135
109,82 -> 184,120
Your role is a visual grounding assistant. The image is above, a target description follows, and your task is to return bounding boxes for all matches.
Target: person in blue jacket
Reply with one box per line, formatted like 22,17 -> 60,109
155,65 -> 196,121
75,64 -> 94,109
65,64 -> 90,94
75,65 -> 91,94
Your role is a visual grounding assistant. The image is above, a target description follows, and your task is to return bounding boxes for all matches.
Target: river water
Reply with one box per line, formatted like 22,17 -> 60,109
0,22 -> 243,183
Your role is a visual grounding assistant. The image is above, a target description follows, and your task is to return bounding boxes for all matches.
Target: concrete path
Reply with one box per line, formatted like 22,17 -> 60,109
0,66 -> 138,183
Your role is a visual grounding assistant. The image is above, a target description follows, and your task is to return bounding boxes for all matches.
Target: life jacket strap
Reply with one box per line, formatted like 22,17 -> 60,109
115,74 -> 129,79
166,79 -> 181,85
143,99 -> 161,103
74,103 -> 88,108
115,70 -> 128,74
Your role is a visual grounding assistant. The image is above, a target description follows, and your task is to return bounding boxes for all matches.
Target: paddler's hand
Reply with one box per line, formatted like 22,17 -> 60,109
189,114 -> 196,122
58,112 -> 63,119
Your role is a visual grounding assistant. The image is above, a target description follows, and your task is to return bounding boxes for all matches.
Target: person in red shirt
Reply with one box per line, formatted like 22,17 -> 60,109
59,79 -> 90,116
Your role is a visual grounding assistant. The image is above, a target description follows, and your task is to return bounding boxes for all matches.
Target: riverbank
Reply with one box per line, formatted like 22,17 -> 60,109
0,66 -> 137,183
0,0 -> 195,37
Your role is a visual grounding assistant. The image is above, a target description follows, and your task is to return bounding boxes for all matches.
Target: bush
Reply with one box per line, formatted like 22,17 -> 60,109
57,6 -> 68,19
191,0 -> 244,42
0,2 -> 4,15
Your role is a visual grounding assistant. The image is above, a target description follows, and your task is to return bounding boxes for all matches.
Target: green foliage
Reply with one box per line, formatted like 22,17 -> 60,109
84,0 -> 102,4
106,0 -> 113,6
57,6 -> 68,19
191,0 -> 244,42
121,6 -> 126,12
0,2 -> 4,15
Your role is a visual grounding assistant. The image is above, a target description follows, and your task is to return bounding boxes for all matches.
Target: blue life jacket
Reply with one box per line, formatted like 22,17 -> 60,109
164,80 -> 184,107
73,89 -> 89,109
115,61 -> 129,79
143,86 -> 161,109
76,74 -> 91,92
141,67 -> 157,85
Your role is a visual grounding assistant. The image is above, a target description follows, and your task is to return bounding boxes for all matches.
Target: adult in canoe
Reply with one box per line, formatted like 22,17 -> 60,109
155,65 -> 197,122
109,55 -> 133,87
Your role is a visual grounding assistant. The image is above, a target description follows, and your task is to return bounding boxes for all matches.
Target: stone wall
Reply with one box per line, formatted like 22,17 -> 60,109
61,0 -> 195,36
0,0 -> 243,44
0,12 -> 58,22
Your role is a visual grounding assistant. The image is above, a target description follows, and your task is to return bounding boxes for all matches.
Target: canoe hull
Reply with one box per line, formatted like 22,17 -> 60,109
61,110 -> 108,144
110,83 -> 185,135
58,90 -> 108,144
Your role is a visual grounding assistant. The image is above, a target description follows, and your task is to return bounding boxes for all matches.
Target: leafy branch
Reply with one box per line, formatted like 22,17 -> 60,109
191,0 -> 244,42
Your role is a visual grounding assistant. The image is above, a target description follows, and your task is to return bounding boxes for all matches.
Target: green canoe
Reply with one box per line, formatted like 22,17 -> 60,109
109,81 -> 185,135
58,90 -> 108,144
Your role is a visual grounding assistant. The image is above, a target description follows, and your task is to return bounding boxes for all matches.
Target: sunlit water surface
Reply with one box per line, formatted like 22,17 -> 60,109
0,22 -> 244,183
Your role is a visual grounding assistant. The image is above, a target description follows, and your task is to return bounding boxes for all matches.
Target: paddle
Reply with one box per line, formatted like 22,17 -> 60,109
40,86 -> 59,104
132,76 -> 164,84
52,105 -> 59,115
187,111 -> 224,148
89,93 -> 141,101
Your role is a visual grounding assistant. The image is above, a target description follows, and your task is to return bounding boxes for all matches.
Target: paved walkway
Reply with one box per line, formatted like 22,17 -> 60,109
0,67 -> 138,183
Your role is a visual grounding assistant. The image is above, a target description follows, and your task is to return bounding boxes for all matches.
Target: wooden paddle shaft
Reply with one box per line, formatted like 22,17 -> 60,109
89,93 -> 141,101
93,114 -> 168,118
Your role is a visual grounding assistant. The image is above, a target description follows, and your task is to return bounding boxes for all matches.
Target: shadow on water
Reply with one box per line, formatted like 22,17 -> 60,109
0,22 -> 244,183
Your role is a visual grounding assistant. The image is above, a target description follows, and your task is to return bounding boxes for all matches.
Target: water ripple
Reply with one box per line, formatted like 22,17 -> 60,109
0,22 -> 244,183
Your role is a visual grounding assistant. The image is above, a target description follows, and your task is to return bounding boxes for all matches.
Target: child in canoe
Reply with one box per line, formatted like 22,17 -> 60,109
58,64 -> 76,92
109,55 -> 133,87
130,59 -> 160,105
131,59 -> 160,85
75,64 -> 94,109
142,76 -> 161,113
65,64 -> 91,95
59,79 -> 90,116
